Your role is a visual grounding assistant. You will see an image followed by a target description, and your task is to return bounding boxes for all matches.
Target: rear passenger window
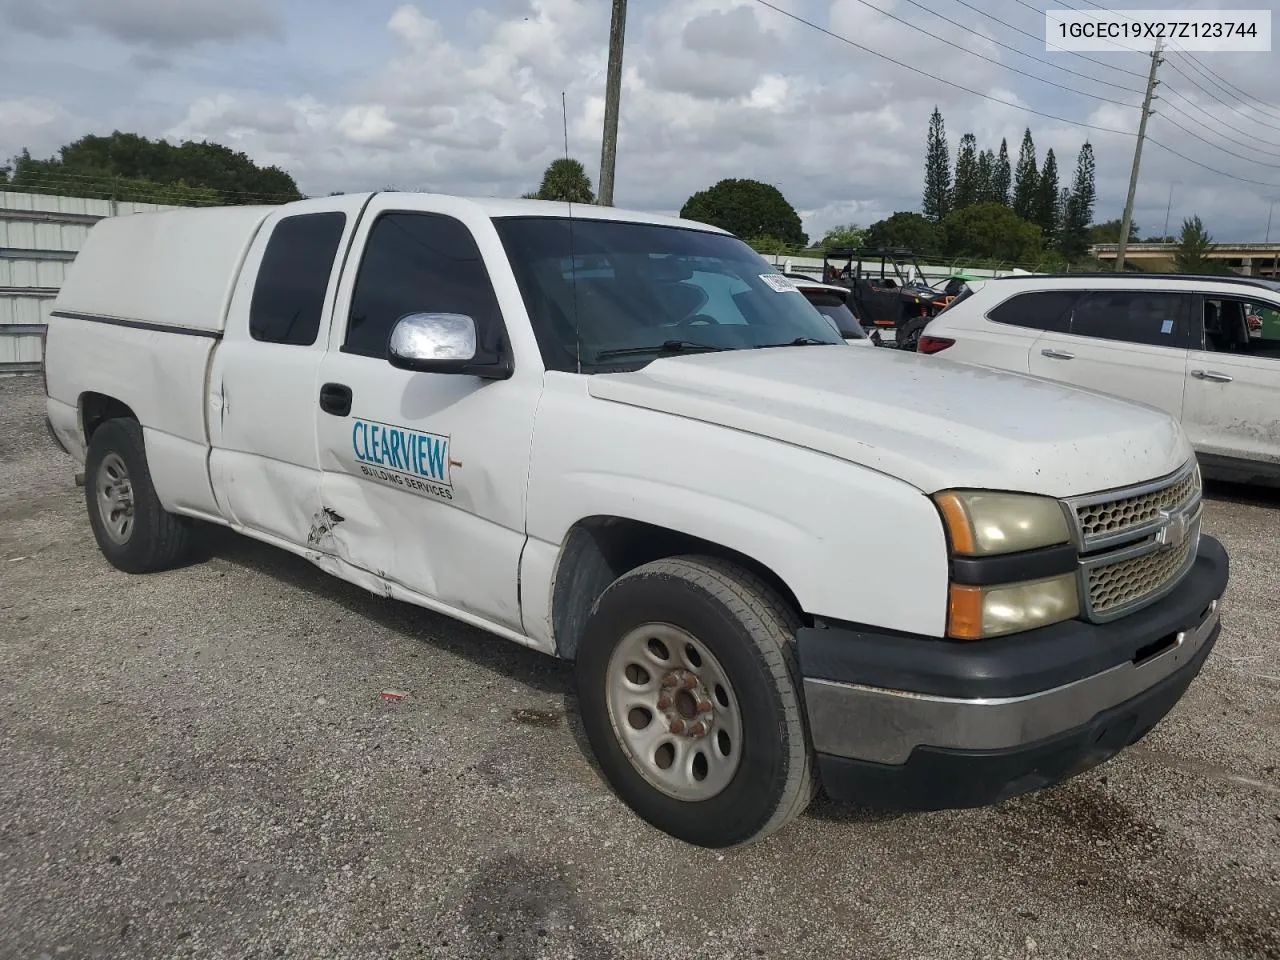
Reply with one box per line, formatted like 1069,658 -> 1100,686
344,213 -> 504,359
987,291 -> 1079,332
1069,291 -> 1192,348
249,212 -> 347,346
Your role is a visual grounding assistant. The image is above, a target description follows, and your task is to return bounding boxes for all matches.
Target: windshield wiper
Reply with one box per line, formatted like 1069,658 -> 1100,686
753,337 -> 833,349
594,339 -> 727,361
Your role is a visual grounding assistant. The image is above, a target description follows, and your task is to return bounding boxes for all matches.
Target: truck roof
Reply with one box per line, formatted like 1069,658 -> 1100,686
50,193 -> 730,335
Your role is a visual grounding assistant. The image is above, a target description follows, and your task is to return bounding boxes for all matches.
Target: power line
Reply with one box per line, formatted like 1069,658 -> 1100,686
1000,0 -> 1148,78
1161,56 -> 1280,135
831,0 -> 1140,108
1067,0 -> 1280,118
751,0 -> 1135,134
1052,0 -> 1280,124
1159,82 -> 1280,154
1153,113 -> 1280,170
752,0 -> 1280,191
890,0 -> 1145,96
1168,51 -> 1280,123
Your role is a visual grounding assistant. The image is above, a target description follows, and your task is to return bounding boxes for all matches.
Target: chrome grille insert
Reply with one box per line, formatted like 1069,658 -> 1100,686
1066,460 -> 1203,623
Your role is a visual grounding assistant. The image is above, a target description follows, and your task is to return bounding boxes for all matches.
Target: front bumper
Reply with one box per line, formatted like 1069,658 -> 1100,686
798,535 -> 1229,809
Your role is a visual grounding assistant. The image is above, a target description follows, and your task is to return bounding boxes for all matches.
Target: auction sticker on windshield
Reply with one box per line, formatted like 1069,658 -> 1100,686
760,274 -> 800,293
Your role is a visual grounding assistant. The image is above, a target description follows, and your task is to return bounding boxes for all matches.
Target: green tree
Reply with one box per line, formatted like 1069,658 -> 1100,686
1089,218 -> 1139,243
922,107 -> 952,223
864,211 -> 943,255
818,223 -> 865,249
1012,129 -> 1038,221
953,133 -> 979,211
680,178 -> 807,247
7,132 -> 302,204
532,157 -> 595,203
942,202 -> 1042,262
1173,215 -> 1220,273
1059,141 -> 1096,261
1033,149 -> 1060,247
992,138 -> 1012,206
975,149 -> 995,203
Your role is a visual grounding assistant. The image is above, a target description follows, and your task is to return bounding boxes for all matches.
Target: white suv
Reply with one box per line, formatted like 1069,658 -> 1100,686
919,273 -> 1280,486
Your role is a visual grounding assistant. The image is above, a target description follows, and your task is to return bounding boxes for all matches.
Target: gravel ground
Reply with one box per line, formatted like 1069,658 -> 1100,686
1,374 -> 1277,960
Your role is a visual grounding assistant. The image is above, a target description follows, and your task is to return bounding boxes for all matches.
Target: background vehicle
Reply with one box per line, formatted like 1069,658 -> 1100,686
43,197 -> 1227,848
919,273 -> 1280,486
820,247 -> 948,349
789,276 -> 879,346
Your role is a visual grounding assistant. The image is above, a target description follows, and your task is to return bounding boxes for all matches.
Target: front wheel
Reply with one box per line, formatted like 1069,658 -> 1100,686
575,556 -> 815,847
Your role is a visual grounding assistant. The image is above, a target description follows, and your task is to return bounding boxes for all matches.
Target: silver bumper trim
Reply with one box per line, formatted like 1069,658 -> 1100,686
804,599 -> 1219,765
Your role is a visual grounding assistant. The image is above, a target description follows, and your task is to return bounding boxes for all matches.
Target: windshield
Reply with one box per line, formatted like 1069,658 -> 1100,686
493,217 -> 844,371
802,291 -> 866,339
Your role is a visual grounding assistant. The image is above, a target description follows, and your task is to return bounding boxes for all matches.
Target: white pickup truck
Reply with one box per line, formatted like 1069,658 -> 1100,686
43,193 -> 1229,848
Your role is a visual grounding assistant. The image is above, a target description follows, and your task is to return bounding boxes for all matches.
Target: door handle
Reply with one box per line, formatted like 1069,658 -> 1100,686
1041,348 -> 1075,360
1191,369 -> 1233,383
319,382 -> 353,417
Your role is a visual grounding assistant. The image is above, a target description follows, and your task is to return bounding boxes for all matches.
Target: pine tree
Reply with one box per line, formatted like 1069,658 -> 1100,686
993,138 -> 1012,206
975,149 -> 995,203
1059,141 -> 1097,260
1012,129 -> 1038,221
922,107 -> 952,222
1173,215 -> 1219,273
953,134 -> 979,210
1034,149 -> 1060,246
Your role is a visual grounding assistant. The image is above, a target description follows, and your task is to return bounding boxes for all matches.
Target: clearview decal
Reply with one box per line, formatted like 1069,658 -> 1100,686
351,419 -> 454,501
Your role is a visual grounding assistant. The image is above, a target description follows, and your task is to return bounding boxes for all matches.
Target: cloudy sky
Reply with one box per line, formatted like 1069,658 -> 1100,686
2,0 -> 1278,242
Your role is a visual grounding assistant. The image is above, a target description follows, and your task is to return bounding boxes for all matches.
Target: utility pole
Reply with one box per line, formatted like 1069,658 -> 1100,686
1116,39 -> 1162,272
597,0 -> 627,207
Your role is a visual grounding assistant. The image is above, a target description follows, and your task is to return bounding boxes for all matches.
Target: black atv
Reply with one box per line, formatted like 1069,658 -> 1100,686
819,247 -> 948,350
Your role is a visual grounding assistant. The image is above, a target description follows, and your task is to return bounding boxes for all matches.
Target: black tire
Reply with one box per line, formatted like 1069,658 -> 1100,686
84,418 -> 191,573
575,556 -> 815,848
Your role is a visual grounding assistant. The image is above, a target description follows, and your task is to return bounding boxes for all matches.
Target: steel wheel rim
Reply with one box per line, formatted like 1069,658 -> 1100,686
96,453 -> 134,544
604,622 -> 743,802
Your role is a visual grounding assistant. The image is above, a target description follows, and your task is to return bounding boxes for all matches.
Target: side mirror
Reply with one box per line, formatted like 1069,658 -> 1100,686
387,312 -> 512,380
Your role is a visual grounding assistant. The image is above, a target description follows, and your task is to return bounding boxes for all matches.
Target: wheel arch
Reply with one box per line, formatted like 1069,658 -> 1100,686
79,392 -> 139,443
549,515 -> 807,661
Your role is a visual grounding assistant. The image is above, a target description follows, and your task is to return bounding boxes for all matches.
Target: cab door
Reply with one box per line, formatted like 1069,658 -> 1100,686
208,196 -> 370,548
1028,289 -> 1193,417
313,197 -> 543,633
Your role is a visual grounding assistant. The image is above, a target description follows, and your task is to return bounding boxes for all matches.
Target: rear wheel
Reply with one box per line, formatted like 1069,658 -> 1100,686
84,418 -> 191,573
575,556 -> 815,847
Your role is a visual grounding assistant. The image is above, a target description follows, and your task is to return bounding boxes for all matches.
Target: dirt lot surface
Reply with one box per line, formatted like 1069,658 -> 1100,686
2,374 -> 1277,960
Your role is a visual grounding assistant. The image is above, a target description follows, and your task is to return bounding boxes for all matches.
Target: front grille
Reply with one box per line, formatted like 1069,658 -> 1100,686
1074,468 -> 1200,544
1066,460 -> 1203,622
1086,525 -> 1198,616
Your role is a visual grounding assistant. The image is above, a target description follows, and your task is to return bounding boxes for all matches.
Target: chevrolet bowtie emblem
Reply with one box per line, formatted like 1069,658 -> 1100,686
1156,508 -> 1189,551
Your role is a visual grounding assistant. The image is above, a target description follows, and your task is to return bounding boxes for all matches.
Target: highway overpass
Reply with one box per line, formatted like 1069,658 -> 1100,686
1092,242 -> 1280,276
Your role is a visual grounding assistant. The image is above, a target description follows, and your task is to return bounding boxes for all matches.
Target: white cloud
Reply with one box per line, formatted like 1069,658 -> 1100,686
5,0 -> 1278,241
0,0 -> 281,50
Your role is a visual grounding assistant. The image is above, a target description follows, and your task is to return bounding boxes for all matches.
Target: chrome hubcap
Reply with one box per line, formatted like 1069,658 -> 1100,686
96,453 -> 134,544
605,623 -> 742,801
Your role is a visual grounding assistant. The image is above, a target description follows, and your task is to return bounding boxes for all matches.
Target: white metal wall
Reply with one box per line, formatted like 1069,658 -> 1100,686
0,190 -> 182,372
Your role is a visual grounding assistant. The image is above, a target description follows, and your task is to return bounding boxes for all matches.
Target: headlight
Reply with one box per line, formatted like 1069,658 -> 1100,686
947,574 -> 1080,640
934,490 -> 1079,639
934,490 -> 1071,555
